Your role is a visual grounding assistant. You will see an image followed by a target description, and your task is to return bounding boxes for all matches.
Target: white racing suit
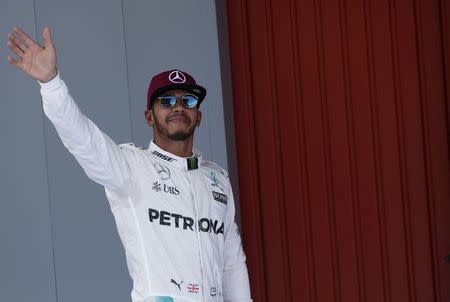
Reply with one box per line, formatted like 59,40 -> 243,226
39,74 -> 252,302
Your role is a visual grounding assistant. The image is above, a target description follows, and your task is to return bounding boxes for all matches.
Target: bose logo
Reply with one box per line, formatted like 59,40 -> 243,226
152,150 -> 176,162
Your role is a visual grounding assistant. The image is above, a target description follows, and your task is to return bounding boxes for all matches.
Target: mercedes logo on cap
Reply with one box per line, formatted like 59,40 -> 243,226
168,70 -> 186,83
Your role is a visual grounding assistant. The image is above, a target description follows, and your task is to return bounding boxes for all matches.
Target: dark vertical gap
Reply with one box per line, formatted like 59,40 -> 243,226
120,0 -> 135,144
437,0 -> 450,299
400,1 -> 422,301
320,0 -> 342,302
263,0 -> 293,300
387,1 -> 403,301
240,0 -> 268,300
338,0 -> 366,301
314,0 -> 340,300
34,1 -> 59,301
311,0 -> 329,300
411,0 -> 440,300
290,1 -> 321,300
388,0 -> 414,301
364,0 -> 390,301
438,0 -> 450,163
289,0 -> 317,300
213,0 -> 242,227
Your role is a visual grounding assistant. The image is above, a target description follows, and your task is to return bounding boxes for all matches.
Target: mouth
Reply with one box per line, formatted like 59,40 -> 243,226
167,114 -> 190,124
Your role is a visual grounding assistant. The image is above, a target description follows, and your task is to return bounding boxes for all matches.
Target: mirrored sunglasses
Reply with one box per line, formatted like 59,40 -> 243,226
158,94 -> 199,109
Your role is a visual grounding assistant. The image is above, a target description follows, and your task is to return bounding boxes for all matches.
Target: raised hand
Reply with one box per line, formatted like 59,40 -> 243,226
7,27 -> 57,83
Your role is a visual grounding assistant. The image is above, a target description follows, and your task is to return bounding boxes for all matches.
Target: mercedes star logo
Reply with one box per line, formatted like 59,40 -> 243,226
168,70 -> 186,83
153,162 -> 171,180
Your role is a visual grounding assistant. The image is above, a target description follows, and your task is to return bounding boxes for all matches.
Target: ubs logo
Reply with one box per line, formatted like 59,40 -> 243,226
153,162 -> 171,180
152,181 -> 180,195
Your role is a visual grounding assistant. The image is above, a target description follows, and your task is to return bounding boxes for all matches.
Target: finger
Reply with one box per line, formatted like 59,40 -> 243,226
42,27 -> 53,48
14,27 -> 37,48
8,34 -> 26,53
7,39 -> 25,57
7,55 -> 23,68
8,32 -> 28,51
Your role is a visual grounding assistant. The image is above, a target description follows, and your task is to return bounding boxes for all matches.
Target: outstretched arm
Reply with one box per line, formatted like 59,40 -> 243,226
7,27 -> 132,193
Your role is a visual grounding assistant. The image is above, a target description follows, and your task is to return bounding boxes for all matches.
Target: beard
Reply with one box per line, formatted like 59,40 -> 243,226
153,113 -> 197,141
167,129 -> 195,141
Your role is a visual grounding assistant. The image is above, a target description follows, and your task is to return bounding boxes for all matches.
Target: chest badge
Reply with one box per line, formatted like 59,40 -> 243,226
212,191 -> 228,205
153,162 -> 171,180
210,171 -> 225,192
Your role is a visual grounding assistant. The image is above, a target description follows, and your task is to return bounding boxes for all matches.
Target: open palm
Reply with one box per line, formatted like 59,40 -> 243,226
7,27 -> 57,83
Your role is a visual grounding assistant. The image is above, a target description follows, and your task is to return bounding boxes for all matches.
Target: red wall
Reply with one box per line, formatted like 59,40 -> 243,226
226,0 -> 450,301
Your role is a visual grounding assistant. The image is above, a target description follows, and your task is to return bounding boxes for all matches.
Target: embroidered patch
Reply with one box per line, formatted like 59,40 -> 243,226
212,191 -> 228,205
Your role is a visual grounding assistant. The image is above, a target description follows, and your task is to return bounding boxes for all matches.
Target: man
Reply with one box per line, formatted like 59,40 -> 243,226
7,27 -> 252,302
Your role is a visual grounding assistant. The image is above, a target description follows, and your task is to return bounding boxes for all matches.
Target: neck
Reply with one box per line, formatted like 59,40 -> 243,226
153,135 -> 194,157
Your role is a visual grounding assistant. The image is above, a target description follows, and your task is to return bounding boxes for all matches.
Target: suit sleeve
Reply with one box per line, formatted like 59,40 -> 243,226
222,182 -> 252,302
40,73 -> 132,193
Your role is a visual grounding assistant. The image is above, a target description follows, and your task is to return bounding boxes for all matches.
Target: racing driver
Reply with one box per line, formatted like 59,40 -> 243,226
7,27 -> 252,302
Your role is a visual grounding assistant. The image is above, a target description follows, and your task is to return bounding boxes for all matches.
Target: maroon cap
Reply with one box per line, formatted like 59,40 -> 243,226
147,69 -> 207,110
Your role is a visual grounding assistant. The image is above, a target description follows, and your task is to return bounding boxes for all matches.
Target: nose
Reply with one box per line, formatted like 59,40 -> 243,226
172,97 -> 185,111
170,94 -> 187,111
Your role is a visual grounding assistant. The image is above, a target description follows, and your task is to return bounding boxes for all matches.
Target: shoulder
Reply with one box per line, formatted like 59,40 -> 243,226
201,160 -> 230,179
117,143 -> 148,161
118,142 -> 145,152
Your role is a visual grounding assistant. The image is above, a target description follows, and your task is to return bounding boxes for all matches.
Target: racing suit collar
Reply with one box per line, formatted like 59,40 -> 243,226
147,140 -> 203,170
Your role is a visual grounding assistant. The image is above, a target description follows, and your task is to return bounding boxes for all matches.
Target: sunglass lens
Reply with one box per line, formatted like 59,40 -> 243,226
159,96 -> 176,108
182,95 -> 199,108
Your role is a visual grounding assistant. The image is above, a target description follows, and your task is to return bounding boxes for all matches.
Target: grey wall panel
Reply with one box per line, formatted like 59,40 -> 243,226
122,0 -> 229,168
0,1 -> 57,302
2,1 -> 236,302
35,0 -> 132,301
214,0 -> 242,224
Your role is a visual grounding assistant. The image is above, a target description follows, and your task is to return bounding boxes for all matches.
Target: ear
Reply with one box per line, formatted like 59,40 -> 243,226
145,110 -> 155,127
196,110 -> 202,127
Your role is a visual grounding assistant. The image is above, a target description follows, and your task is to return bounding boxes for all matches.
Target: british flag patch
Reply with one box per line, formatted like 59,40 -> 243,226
188,283 -> 200,293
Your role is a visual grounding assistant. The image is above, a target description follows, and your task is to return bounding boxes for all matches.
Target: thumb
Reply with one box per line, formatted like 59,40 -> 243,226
42,26 -> 53,48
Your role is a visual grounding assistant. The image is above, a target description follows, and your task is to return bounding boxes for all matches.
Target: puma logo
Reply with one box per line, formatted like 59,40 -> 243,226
170,278 -> 183,291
